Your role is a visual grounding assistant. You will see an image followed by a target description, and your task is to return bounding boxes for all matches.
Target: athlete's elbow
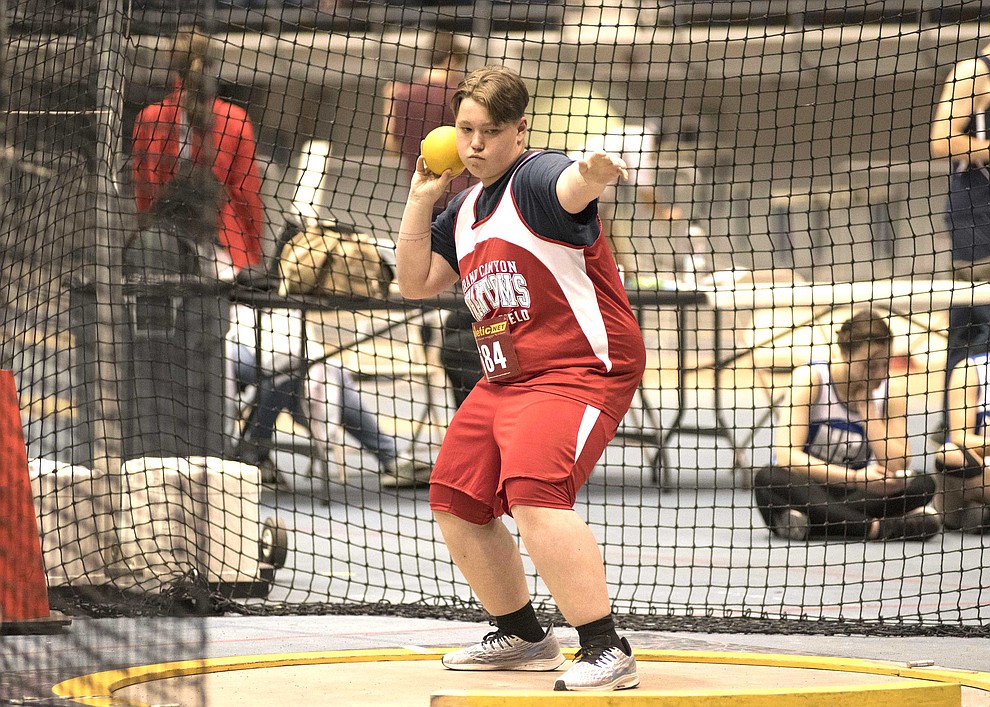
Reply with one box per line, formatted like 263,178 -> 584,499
396,278 -> 430,299
395,279 -> 419,298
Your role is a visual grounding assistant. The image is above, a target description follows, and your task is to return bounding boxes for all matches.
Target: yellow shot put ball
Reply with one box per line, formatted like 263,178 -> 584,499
421,126 -> 465,177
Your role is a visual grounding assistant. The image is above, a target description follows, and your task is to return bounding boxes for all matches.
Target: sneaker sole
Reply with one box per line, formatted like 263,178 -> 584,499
442,655 -> 566,672
553,673 -> 640,691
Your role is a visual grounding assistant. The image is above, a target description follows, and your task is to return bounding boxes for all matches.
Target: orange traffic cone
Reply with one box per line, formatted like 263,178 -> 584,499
0,369 -> 70,634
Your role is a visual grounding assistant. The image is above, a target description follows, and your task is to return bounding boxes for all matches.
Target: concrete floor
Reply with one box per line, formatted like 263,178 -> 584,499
3,615 -> 990,705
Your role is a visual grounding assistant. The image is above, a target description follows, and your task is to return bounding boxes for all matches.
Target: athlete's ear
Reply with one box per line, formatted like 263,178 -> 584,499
517,117 -> 527,144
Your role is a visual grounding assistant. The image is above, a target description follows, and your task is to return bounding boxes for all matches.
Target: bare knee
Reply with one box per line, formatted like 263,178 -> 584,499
434,509 -> 502,539
510,504 -> 574,532
434,509 -> 478,532
934,442 -> 958,466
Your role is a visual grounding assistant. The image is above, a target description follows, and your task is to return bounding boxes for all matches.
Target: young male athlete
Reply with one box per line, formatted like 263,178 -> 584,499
395,65 -> 646,692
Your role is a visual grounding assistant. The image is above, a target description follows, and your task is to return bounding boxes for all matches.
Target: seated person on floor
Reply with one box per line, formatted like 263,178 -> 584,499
753,309 -> 940,541
933,352 -> 990,532
228,307 -> 428,488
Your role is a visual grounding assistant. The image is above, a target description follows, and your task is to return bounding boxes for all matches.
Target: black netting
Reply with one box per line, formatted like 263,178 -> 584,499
1,0 -> 988,656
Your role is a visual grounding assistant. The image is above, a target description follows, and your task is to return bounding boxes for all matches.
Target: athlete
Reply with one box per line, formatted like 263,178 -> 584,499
395,65 -> 646,692
753,310 -> 939,541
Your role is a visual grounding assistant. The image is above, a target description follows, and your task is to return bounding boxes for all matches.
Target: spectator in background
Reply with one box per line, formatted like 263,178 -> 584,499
384,32 -> 483,407
933,353 -> 990,532
753,310 -> 940,542
383,31 -> 474,207
930,43 -> 990,374
131,27 -> 274,472
132,27 -> 264,277
228,306 -> 425,488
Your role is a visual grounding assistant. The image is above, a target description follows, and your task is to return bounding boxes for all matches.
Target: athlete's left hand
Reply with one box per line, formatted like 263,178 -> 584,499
577,151 -> 628,186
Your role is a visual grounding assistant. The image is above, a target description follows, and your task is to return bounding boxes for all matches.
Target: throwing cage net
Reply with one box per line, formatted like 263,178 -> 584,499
1,0 -> 988,672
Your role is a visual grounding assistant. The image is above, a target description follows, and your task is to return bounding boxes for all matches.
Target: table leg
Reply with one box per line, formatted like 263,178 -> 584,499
656,301 -> 742,490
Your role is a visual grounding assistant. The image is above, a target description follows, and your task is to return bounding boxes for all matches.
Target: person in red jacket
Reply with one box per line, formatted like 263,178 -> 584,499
131,27 -> 264,273
382,32 -> 474,207
383,33 -> 484,413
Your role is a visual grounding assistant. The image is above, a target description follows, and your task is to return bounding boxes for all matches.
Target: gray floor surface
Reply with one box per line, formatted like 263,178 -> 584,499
4,465 -> 989,705
3,614 -> 990,705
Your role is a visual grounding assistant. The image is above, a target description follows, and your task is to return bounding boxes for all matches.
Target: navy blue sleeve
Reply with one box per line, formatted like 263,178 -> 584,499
510,151 -> 600,247
430,190 -> 468,273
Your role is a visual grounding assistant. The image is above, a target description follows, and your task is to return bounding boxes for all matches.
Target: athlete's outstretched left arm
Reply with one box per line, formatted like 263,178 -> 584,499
556,151 -> 628,215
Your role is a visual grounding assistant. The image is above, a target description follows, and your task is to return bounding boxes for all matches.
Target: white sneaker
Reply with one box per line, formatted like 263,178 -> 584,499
553,637 -> 639,691
442,627 -> 565,671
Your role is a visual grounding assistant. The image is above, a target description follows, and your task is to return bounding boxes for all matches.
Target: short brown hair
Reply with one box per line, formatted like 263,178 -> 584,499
451,66 -> 529,126
836,309 -> 891,355
169,27 -> 217,133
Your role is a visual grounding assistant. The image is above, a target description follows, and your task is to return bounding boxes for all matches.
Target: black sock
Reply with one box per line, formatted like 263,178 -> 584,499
575,614 -> 624,652
494,602 -> 545,643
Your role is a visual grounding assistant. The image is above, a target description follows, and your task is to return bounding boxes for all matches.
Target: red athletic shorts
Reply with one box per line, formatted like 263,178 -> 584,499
429,383 -> 620,524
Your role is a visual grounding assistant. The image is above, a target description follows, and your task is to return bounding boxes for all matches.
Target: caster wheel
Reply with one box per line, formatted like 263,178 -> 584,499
259,517 -> 289,569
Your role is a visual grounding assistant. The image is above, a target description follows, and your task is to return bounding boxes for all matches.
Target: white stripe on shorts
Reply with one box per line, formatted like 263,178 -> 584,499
575,405 -> 602,463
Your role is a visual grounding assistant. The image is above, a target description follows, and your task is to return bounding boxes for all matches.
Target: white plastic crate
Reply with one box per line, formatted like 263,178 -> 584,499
28,458 -> 108,586
119,456 -> 262,586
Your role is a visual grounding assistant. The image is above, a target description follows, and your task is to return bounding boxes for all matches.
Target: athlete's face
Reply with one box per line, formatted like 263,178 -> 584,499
843,341 -> 890,392
455,98 -> 527,186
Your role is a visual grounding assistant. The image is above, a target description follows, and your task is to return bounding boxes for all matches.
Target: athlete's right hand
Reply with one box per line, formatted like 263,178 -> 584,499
409,155 -> 455,205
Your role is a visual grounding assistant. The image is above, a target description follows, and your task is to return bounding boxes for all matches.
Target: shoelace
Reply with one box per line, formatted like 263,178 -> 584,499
480,630 -> 514,650
574,641 -> 621,666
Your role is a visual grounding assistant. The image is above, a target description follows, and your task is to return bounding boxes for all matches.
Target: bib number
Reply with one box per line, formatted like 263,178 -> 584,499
471,314 -> 521,381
